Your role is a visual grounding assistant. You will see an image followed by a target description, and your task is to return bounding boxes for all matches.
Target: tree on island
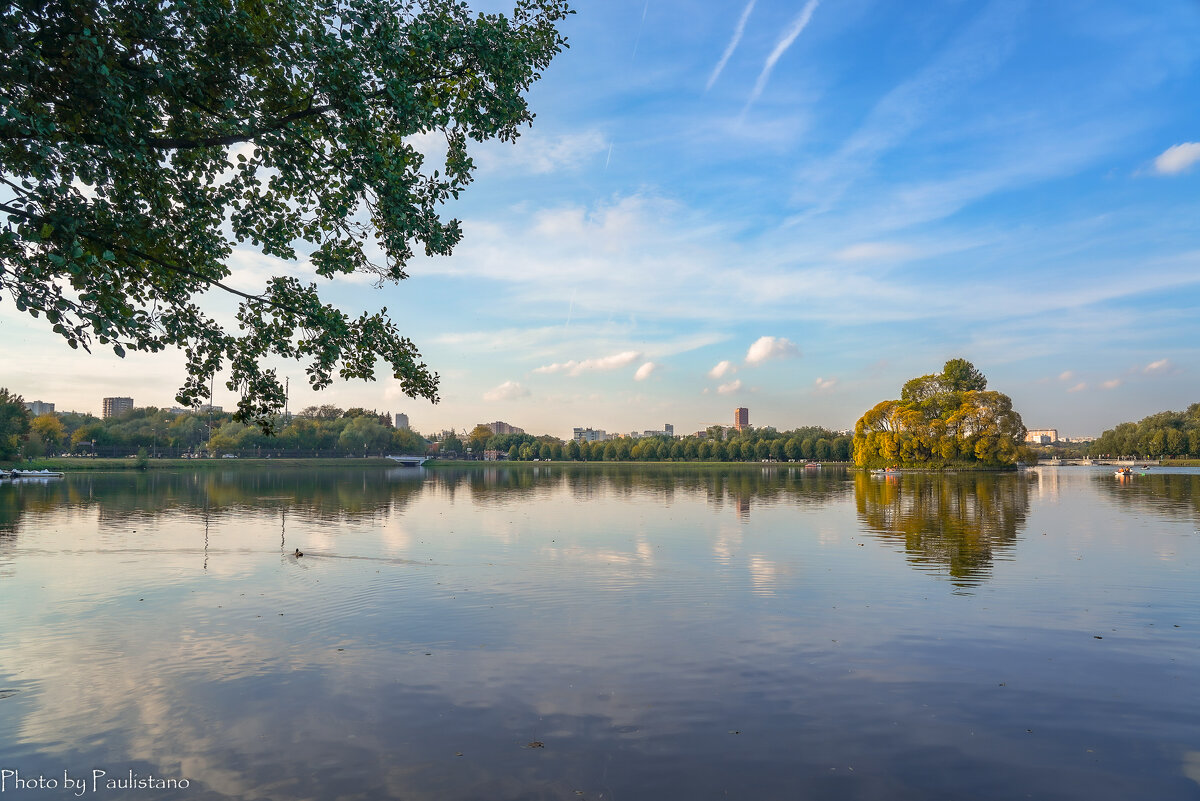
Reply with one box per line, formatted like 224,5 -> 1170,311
853,360 -> 1030,468
1,0 -> 570,430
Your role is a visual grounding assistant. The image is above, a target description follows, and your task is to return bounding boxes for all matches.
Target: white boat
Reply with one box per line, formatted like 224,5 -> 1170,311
10,469 -> 65,478
385,455 -> 428,467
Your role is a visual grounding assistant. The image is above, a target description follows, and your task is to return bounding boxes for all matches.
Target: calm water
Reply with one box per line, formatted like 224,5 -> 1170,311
1,464 -> 1198,800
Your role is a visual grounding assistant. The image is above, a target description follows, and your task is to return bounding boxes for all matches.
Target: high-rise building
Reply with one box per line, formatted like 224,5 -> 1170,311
664,423 -> 674,437
24,400 -> 55,416
102,397 -> 134,419
734,407 -> 749,431
573,427 -> 608,443
482,421 -> 524,436
1025,429 -> 1058,444
394,412 -> 410,430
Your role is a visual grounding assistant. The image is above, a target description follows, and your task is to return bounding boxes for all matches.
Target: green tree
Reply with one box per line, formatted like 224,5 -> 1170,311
0,388 -> 30,460
30,413 -> 66,453
1,0 -> 570,428
467,424 -> 494,454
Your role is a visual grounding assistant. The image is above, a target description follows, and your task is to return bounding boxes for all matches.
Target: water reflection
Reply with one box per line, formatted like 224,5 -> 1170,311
854,471 -> 1033,588
0,465 -> 854,539
2,465 -> 1199,801
1094,470 -> 1200,523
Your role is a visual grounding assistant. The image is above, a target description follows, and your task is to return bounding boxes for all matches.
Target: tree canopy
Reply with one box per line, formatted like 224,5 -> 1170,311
1,0 -> 570,429
854,359 -> 1029,468
1088,404 -> 1200,459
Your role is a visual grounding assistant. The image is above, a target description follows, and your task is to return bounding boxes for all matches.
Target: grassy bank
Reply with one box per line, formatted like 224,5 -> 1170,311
1161,458 -> 1200,467
1,457 -> 401,471
426,459 -> 849,468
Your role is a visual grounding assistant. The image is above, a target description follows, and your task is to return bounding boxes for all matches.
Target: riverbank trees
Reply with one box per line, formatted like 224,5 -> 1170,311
1088,405 -> 1200,459
853,360 -> 1030,468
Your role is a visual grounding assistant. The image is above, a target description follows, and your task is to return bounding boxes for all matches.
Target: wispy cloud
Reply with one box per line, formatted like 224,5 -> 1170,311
474,130 -> 608,175
745,336 -> 800,365
744,0 -> 819,111
833,242 -> 915,262
482,381 -> 530,402
717,379 -> 743,395
634,362 -> 657,381
814,376 -> 838,392
1058,370 -> 1075,381
1067,382 -> 1087,393
534,350 -> 642,376
707,0 -> 756,91
1154,142 -> 1200,175
709,360 -> 737,379
1144,358 -> 1174,375
1101,379 -> 1122,389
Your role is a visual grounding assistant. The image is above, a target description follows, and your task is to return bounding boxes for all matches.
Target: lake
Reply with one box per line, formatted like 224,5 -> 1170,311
1,464 -> 1198,800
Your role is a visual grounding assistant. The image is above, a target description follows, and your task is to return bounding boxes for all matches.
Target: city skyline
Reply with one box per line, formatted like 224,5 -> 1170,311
4,1 -> 1199,438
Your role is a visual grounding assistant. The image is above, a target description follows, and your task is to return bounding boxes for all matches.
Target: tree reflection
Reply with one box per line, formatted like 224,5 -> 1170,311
854,471 -> 1032,588
1094,472 -> 1200,523
0,464 -> 857,539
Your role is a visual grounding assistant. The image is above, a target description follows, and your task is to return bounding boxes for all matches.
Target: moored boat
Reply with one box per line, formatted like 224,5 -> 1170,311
10,469 -> 65,478
386,455 -> 428,467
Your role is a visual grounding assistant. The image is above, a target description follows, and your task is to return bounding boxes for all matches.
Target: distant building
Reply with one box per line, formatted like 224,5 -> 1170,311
102,397 -> 134,419
482,420 -> 523,436
573,427 -> 608,443
394,413 -> 410,430
734,407 -> 749,431
483,449 -> 508,461
169,404 -> 223,415
665,423 -> 674,437
24,400 -> 54,416
1025,429 -> 1058,445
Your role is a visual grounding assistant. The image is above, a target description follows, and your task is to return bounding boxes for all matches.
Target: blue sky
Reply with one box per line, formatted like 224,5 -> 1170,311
5,0 -> 1200,438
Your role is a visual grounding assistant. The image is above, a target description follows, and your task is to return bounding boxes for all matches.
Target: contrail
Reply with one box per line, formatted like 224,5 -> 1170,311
745,0 -> 819,111
604,143 -> 613,169
706,0 -> 757,91
632,0 -> 650,58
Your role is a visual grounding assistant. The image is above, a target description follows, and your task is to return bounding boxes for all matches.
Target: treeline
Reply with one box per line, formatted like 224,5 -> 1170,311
1,388 -> 851,462
490,427 -> 852,462
1088,405 -> 1200,459
0,393 -> 430,458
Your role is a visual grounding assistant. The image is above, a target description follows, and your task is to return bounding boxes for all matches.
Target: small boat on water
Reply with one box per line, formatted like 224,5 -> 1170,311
1115,467 -> 1133,477
11,469 -> 65,478
871,466 -> 902,476
803,462 -> 822,470
385,455 -> 428,467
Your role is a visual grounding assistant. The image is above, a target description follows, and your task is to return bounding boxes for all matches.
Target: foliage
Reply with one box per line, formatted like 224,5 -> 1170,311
1,0 -> 570,429
853,360 -> 1027,468
0,387 -> 31,459
1088,404 -> 1200,458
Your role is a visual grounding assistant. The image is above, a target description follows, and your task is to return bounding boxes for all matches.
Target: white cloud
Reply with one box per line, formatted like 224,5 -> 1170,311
1153,142 -> 1200,175
1058,370 -> 1075,381
832,242 -> 915,262
717,379 -> 743,395
475,130 -> 608,175
534,350 -> 642,376
482,381 -> 530,402
745,0 -> 819,110
814,376 -> 837,392
707,0 -> 756,90
708,360 -> 737,379
745,336 -> 800,365
634,362 -> 657,381
1067,382 -> 1087,393
1144,358 -> 1174,374
1101,379 -> 1122,389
